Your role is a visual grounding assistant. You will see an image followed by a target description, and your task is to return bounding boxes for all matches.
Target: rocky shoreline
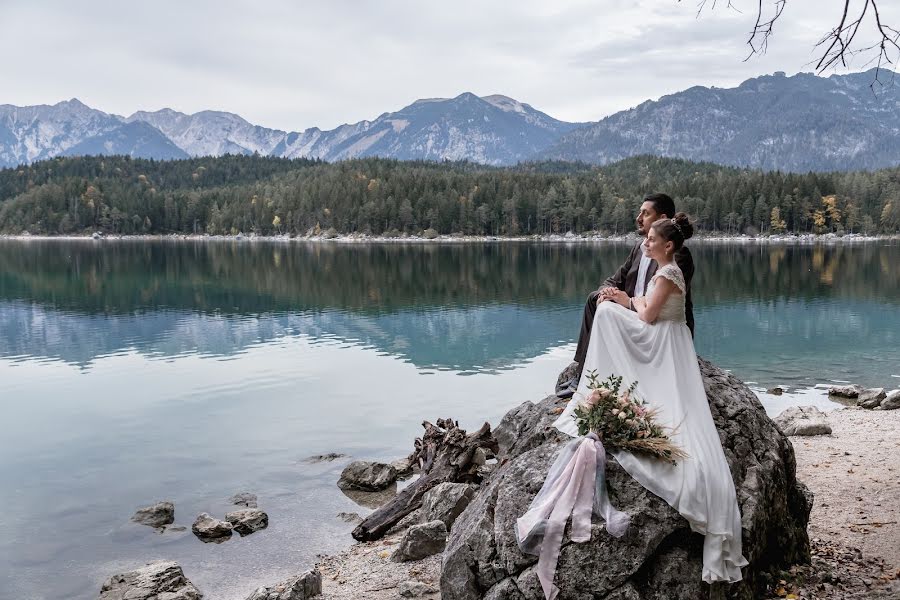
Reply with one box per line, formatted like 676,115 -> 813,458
2,232 -> 897,245
99,369 -> 900,600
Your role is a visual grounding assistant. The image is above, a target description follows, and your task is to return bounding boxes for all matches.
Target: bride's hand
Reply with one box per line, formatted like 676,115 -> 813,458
632,297 -> 647,310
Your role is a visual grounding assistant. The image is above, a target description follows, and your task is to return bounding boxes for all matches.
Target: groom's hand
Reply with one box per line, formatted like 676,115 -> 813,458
606,289 -> 630,307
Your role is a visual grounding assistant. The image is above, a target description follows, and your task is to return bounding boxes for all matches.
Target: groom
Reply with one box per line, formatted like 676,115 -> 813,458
557,193 -> 695,399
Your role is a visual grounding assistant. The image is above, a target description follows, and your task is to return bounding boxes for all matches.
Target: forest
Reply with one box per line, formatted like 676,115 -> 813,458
1,153 -> 898,236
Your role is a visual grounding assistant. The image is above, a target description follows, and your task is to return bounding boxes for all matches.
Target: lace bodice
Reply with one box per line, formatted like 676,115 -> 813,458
644,263 -> 686,324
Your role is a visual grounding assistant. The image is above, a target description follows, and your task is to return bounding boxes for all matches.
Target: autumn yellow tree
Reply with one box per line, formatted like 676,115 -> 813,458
769,206 -> 786,233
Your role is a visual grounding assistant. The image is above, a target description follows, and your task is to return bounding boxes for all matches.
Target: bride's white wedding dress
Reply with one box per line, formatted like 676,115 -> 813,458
553,263 -> 748,583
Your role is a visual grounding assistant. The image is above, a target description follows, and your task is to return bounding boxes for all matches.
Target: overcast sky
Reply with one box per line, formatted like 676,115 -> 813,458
1,0 -> 895,131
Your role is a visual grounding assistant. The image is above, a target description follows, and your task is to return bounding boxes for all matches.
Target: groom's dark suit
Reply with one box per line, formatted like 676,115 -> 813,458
572,242 -> 695,367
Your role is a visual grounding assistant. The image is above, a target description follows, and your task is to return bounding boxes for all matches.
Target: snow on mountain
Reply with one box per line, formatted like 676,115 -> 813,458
540,69 -> 900,172
0,99 -> 121,167
125,109 -> 287,157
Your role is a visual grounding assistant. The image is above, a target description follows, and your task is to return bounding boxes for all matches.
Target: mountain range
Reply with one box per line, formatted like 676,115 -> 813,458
1,69 -> 898,172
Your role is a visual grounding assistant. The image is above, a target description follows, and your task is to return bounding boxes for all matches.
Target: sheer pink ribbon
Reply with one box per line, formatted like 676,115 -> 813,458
515,434 -> 630,600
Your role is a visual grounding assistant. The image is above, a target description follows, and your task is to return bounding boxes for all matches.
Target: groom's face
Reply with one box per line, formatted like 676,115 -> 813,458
636,201 -> 662,236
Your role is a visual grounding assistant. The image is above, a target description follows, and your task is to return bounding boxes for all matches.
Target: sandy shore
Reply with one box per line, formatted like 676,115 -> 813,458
313,406 -> 900,599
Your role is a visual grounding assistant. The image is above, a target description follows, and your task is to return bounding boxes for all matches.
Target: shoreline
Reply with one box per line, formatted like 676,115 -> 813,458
1,232 -> 897,244
312,406 -> 900,600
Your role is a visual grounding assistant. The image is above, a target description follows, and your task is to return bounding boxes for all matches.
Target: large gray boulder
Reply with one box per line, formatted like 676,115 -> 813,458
774,406 -> 832,436
130,501 -> 175,528
393,520 -> 449,562
244,569 -> 322,600
338,460 -> 398,491
441,358 -> 812,600
99,560 -> 201,600
421,482 -> 476,530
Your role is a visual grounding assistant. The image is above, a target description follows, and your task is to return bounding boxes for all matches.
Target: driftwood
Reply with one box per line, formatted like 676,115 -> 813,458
351,418 -> 497,542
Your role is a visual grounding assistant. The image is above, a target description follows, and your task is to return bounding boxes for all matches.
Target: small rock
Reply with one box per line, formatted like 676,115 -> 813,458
857,388 -> 886,409
192,512 -> 232,541
774,406 -> 832,436
767,387 -> 784,395
391,456 -> 415,478
304,453 -> 346,463
225,508 -> 268,536
338,460 -> 398,491
880,389 -> 900,410
392,520 -> 448,562
828,384 -> 864,398
130,501 -> 174,529
99,560 -> 201,600
421,482 -> 475,529
244,569 -> 322,600
229,492 -> 258,508
336,512 -> 363,524
398,580 -> 438,597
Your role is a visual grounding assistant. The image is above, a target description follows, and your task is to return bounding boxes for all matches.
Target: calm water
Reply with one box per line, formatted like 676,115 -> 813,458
1,239 -> 898,600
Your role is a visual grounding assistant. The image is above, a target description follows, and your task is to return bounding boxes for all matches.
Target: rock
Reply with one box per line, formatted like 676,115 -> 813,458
229,492 -> 258,508
244,569 -> 322,600
421,482 -> 476,530
392,456 -> 416,478
399,580 -> 439,597
339,483 -> 398,509
555,361 -> 580,392
338,460 -> 398,491
775,406 -> 833,436
881,390 -> 900,410
92,232 -> 102,240
441,358 -> 812,600
767,386 -> 784,395
304,453 -> 346,463
225,508 -> 268,536
393,520 -> 448,562
858,388 -> 887,409
191,512 -> 232,542
99,560 -> 202,600
828,384 -> 864,398
130,501 -> 174,528
337,511 -> 363,524
387,508 -> 424,536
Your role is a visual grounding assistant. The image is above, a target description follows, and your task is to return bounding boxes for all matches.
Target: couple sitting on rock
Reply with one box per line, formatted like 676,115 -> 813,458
549,193 -> 748,585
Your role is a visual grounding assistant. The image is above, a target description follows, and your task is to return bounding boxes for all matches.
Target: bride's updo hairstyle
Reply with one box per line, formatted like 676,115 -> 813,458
652,212 -> 694,250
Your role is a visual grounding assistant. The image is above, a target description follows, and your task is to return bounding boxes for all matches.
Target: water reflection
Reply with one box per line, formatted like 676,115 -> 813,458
1,240 -> 898,381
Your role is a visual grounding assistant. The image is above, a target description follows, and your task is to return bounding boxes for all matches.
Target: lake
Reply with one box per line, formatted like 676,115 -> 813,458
1,239 -> 898,600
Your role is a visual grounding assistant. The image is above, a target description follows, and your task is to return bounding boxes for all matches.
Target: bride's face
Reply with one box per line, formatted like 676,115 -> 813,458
643,228 -> 673,261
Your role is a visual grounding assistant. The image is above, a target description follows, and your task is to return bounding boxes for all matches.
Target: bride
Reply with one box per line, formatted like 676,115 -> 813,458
553,213 -> 748,584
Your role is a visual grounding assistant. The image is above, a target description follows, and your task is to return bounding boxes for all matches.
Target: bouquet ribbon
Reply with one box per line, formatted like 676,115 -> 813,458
515,433 -> 630,600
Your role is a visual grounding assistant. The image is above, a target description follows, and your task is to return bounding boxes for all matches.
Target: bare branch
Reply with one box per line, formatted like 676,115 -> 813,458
690,0 -> 900,77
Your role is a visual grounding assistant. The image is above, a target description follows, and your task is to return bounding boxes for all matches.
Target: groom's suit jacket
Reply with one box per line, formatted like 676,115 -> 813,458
601,242 -> 695,335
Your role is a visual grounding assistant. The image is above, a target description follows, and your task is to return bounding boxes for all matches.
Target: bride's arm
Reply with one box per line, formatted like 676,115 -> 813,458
634,277 -> 677,324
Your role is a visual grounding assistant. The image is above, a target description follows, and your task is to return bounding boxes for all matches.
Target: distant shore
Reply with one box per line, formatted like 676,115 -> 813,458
1,231 -> 897,244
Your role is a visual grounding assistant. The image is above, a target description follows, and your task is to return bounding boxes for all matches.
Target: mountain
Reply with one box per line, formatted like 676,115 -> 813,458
125,93 -> 580,165
60,121 -> 188,160
4,70 -> 900,171
0,99 -> 121,167
540,69 -> 900,172
0,94 -> 577,168
125,108 -> 288,157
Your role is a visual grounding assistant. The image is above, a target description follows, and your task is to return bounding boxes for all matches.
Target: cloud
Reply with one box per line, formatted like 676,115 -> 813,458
0,0 -> 896,130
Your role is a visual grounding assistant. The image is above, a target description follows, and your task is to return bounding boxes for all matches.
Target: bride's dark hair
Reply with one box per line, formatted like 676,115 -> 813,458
652,212 -> 694,249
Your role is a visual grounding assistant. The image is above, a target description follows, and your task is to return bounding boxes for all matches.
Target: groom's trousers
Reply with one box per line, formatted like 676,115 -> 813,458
573,290 -> 604,369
